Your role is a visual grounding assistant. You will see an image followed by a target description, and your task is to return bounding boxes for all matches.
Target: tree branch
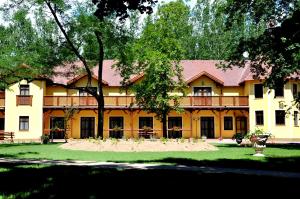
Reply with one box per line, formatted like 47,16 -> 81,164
44,1 -> 94,94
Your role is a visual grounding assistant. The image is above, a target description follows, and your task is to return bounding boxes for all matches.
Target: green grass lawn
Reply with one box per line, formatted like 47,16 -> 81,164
1,142 -> 300,172
1,143 -> 300,197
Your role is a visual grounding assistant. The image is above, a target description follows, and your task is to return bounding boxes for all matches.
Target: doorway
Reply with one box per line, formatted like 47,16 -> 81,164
80,117 -> 95,138
0,118 -> 4,130
200,117 -> 214,138
236,117 -> 247,135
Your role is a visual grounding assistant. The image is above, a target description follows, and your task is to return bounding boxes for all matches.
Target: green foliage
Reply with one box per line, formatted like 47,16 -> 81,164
222,0 -> 300,107
116,0 -> 187,124
41,135 -> 50,144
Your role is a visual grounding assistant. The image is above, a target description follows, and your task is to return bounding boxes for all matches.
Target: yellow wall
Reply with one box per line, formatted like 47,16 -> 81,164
5,80 -> 45,139
247,80 -> 300,138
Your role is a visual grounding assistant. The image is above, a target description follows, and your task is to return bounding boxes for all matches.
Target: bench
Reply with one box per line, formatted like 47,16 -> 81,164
0,131 -> 15,143
138,131 -> 157,139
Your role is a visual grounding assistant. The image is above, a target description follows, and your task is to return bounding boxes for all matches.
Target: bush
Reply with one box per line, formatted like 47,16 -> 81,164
41,135 -> 50,144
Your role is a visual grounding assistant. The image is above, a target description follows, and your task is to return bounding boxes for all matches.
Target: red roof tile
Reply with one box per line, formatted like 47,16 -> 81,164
50,60 -> 258,87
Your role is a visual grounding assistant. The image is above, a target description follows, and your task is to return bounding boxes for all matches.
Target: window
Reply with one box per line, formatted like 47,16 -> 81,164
193,87 -> 212,96
294,111 -> 299,126
255,111 -> 264,125
50,117 -> 65,139
109,117 -> 124,129
20,85 -> 29,95
50,117 -> 65,129
109,117 -> 124,138
293,84 -> 298,98
275,84 -> 284,97
19,116 -> 29,131
275,110 -> 285,125
79,87 -> 97,96
224,117 -> 233,130
139,117 -> 153,129
254,84 -> 263,98
168,117 -> 182,138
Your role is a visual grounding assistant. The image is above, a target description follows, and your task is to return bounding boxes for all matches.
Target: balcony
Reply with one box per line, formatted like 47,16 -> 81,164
43,96 -> 248,108
16,95 -> 33,106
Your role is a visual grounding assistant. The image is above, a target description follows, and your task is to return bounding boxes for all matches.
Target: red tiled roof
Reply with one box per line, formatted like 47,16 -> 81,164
50,60 -> 258,87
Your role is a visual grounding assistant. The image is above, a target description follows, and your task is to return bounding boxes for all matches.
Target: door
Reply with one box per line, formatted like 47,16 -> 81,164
50,117 -> 65,139
80,117 -> 95,138
0,118 -> 4,130
201,117 -> 214,138
236,117 -> 247,135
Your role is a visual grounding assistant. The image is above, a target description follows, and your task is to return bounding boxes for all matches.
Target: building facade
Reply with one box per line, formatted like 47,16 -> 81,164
0,60 -> 299,140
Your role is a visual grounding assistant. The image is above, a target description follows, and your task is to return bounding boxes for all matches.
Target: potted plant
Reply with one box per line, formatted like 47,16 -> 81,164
170,126 -> 182,138
111,125 -> 122,138
41,134 -> 50,144
232,132 -> 244,145
245,128 -> 272,156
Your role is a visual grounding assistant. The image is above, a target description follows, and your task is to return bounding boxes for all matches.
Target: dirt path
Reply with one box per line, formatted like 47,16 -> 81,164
60,139 -> 218,152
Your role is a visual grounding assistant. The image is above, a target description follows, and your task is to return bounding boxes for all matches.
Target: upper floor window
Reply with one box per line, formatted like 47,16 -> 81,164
19,116 -> 29,131
224,117 -> 233,130
79,87 -> 97,96
193,87 -> 212,96
20,85 -> 29,96
275,110 -> 285,125
293,84 -> 298,99
254,84 -> 263,98
255,111 -> 264,125
275,84 -> 284,97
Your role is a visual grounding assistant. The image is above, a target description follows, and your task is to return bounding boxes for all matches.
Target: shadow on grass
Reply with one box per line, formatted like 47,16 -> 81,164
0,161 -> 299,198
111,156 -> 300,173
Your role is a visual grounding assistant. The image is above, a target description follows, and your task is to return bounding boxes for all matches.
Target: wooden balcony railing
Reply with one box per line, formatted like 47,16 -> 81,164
44,96 -> 248,108
16,95 -> 33,106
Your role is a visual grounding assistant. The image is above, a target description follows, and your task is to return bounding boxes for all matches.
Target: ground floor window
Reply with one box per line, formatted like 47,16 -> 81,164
19,116 -> 29,131
0,118 -> 4,130
224,117 -> 233,130
255,111 -> 264,125
295,111 -> 299,126
139,117 -> 153,138
50,117 -> 65,139
168,117 -> 182,138
275,110 -> 285,125
109,117 -> 124,138
81,117 -> 95,138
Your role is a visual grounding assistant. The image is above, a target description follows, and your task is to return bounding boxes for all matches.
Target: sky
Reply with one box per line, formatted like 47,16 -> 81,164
0,0 -> 197,25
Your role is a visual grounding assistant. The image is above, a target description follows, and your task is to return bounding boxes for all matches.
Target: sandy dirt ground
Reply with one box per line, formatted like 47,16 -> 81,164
60,139 -> 218,152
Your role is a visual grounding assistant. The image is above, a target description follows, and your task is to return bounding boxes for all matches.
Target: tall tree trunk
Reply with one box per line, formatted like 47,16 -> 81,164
95,31 -> 104,138
162,112 -> 168,138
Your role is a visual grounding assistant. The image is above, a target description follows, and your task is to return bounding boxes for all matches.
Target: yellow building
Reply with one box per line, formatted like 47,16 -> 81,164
0,60 -> 299,140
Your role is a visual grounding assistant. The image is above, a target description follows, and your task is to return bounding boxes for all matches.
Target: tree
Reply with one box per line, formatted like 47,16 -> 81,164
189,0 -> 262,60
115,0 -> 187,137
0,8 -> 67,89
222,0 -> 300,102
1,0 -> 156,138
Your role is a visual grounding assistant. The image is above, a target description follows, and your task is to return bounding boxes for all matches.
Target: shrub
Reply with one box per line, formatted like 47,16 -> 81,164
41,135 -> 49,144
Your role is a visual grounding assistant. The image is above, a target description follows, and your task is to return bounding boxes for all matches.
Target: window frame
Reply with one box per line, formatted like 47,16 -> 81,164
293,84 -> 298,99
254,84 -> 263,98
224,116 -> 233,130
275,84 -> 284,98
20,85 -> 30,96
255,111 -> 264,125
294,111 -> 299,127
138,117 -> 154,130
19,116 -> 29,131
275,110 -> 286,125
